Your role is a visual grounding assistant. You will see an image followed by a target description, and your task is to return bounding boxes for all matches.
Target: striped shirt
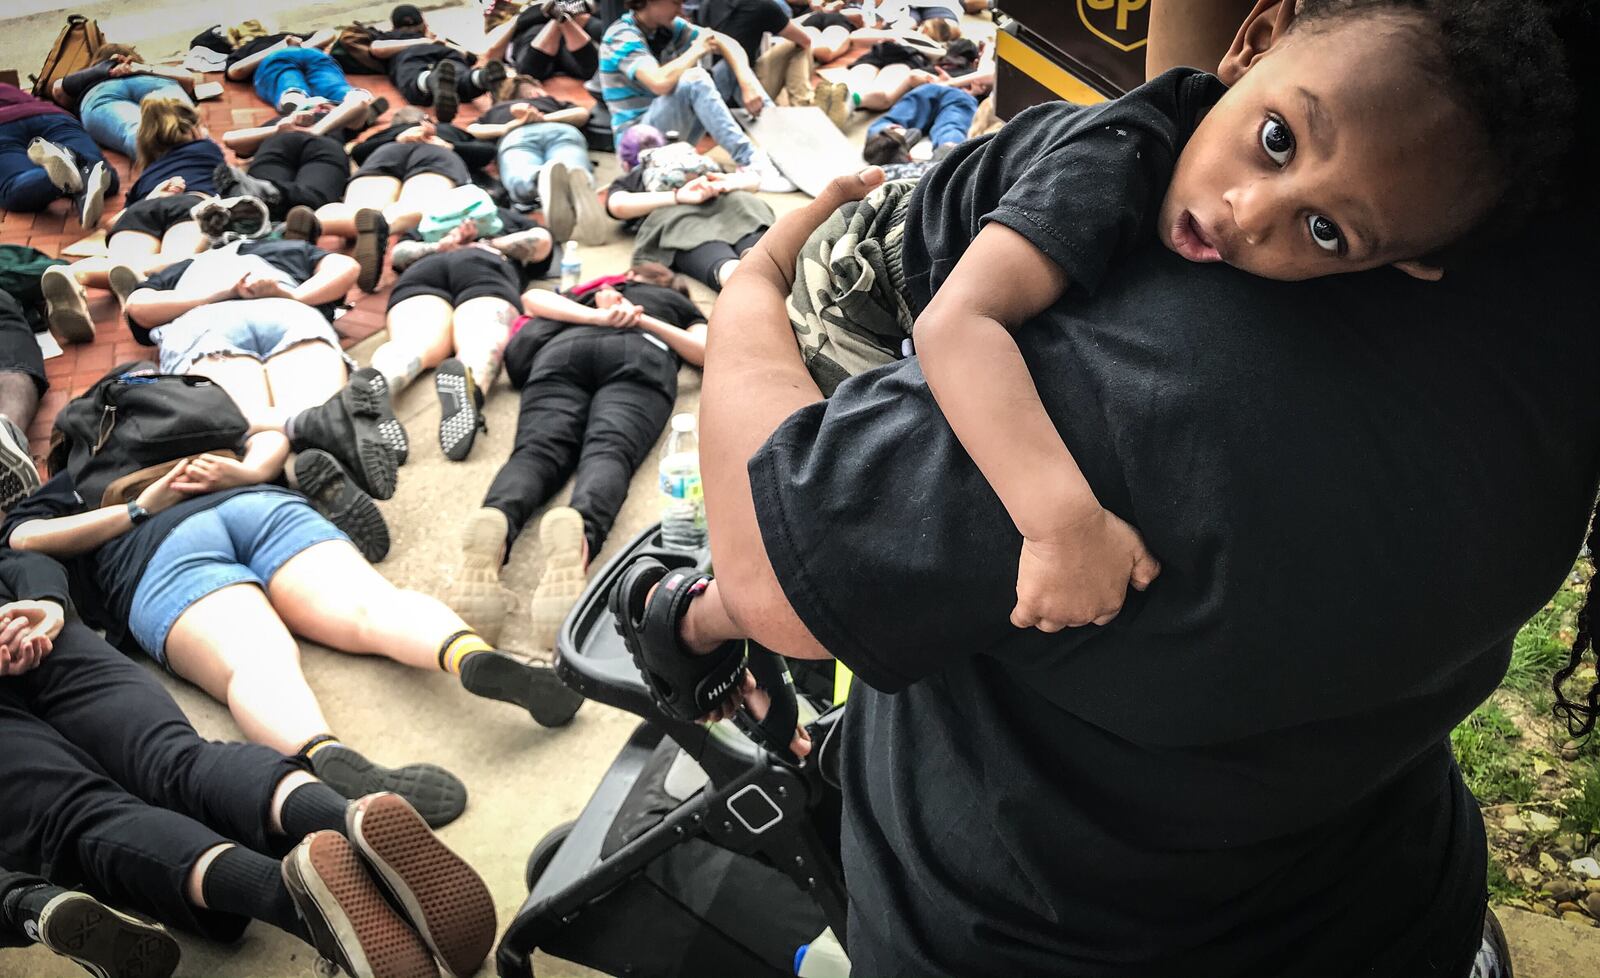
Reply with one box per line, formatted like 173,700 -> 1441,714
599,12 -> 694,131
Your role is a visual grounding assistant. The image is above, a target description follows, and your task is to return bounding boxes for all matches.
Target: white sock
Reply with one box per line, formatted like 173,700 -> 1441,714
370,344 -> 423,394
417,70 -> 431,92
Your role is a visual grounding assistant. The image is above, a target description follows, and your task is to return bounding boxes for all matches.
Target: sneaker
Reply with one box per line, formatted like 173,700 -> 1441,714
283,204 -> 322,243
27,889 -> 180,978
444,507 -> 512,645
107,264 -> 140,311
294,449 -> 391,563
26,138 -> 82,194
75,161 -> 111,229
536,160 -> 574,243
529,506 -> 586,651
740,150 -> 796,193
212,162 -> 283,212
40,266 -> 93,345
0,415 -> 40,512
281,831 -> 440,978
556,0 -> 596,16
434,359 -> 484,462
566,167 -> 611,246
289,383 -> 399,500
345,793 -> 497,978
349,366 -> 409,466
189,197 -> 232,239
354,208 -> 389,292
428,59 -> 460,123
823,81 -> 852,130
307,744 -> 468,829
460,648 -> 584,727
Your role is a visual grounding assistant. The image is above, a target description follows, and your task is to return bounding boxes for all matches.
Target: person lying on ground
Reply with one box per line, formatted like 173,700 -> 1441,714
0,551 -> 499,977
483,0 -> 603,82
600,0 -> 793,192
215,127 -> 355,225
0,291 -> 48,512
698,0 -> 819,112
51,45 -> 199,159
446,263 -> 706,647
370,3 -> 509,123
0,82 -> 114,228
861,81 -> 975,163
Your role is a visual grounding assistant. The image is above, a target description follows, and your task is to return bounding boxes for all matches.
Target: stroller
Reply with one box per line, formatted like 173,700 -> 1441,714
495,524 -> 850,978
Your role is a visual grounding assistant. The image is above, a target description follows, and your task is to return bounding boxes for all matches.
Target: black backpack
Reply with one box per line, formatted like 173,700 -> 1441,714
48,362 -> 250,509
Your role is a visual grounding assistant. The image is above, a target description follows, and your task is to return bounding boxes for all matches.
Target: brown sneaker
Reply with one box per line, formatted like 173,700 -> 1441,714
40,266 -> 93,345
346,793 -> 497,978
281,831 -> 439,978
821,81 -> 851,131
354,208 -> 389,292
444,507 -> 512,645
529,505 -> 587,651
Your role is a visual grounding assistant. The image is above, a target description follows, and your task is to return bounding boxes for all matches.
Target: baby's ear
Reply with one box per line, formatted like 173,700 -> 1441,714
1392,260 -> 1445,282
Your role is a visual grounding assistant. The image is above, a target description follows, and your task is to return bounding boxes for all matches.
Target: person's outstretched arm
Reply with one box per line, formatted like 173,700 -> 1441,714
916,223 -> 1160,632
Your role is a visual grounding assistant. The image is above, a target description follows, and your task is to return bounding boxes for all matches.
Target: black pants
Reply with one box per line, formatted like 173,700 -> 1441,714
0,289 -> 48,395
391,52 -> 486,107
0,622 -> 301,940
671,228 -> 766,290
248,130 -> 351,216
510,10 -> 602,80
486,329 -> 676,556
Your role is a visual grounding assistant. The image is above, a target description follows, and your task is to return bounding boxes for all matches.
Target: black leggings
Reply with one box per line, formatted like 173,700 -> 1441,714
0,622 -> 301,941
248,130 -> 350,216
670,228 -> 766,290
510,10 -> 602,80
485,328 -> 676,556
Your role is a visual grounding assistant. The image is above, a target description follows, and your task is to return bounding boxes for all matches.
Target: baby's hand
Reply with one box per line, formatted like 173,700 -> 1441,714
1011,507 -> 1161,632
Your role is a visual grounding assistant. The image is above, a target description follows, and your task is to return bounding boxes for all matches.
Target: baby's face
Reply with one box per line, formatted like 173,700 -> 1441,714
1159,15 -> 1494,281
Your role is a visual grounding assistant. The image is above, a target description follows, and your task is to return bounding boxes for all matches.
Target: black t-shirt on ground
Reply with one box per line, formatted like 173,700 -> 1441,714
130,240 -> 335,342
372,29 -> 470,81
478,96 -> 573,125
699,0 -> 791,62
2,474 -> 295,652
748,213 -> 1600,974
503,281 -> 703,386
905,67 -> 1222,310
350,121 -> 495,171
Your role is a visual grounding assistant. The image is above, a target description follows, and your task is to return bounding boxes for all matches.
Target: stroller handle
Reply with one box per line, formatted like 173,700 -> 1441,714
736,643 -> 803,765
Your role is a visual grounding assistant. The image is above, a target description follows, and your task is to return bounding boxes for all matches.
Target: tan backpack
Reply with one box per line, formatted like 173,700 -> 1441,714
31,14 -> 107,99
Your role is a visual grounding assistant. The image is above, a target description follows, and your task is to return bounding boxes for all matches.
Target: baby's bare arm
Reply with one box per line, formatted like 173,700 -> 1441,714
915,222 -> 1095,537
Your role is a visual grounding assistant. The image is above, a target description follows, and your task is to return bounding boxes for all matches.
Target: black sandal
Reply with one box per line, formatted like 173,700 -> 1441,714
610,557 -> 747,722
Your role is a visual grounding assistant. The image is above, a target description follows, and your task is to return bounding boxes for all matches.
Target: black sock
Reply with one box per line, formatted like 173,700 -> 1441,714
200,847 -> 308,942
279,782 -> 350,839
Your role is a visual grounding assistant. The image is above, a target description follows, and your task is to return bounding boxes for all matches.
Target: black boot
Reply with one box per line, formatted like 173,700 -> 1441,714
213,162 -> 283,214
293,449 -> 391,563
2,879 -> 179,978
289,379 -> 399,500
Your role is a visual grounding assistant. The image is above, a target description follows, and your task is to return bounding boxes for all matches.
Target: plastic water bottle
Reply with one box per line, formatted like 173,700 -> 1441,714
659,414 -> 707,551
559,240 -> 582,292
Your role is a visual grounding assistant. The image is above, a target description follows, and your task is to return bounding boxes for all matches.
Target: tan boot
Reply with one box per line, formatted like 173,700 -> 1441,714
820,81 -> 851,131
446,508 -> 513,645
784,47 -> 816,108
529,506 -> 588,651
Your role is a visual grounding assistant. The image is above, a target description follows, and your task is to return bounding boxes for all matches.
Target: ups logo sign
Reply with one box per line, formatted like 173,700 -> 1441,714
1078,0 -> 1150,52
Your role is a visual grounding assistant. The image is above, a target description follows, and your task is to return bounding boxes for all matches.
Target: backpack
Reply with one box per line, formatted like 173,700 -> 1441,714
330,23 -> 386,75
48,362 -> 250,508
637,142 -> 720,192
0,245 -> 67,332
416,185 -> 505,241
31,14 -> 106,99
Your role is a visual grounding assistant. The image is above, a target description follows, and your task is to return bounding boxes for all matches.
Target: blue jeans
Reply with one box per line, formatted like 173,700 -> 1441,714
868,83 -> 977,149
253,47 -> 353,108
632,68 -> 756,166
79,76 -> 191,158
0,112 -> 117,211
498,122 -> 593,205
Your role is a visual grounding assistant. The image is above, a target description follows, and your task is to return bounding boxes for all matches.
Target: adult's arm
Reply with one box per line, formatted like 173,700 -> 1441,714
605,182 -> 715,220
10,462 -> 192,557
134,64 -> 199,97
369,37 -> 437,58
632,34 -> 714,96
125,278 -> 245,329
637,316 -> 706,367
777,21 -> 813,49
226,38 -> 294,80
698,175 -> 895,659
289,253 -> 359,306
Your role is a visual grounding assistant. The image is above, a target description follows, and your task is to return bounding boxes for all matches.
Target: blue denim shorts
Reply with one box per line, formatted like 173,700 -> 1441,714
152,297 -> 351,375
128,490 -> 349,664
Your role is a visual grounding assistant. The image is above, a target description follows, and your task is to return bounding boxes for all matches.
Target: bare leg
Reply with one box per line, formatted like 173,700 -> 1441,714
0,371 -> 40,430
310,90 -> 374,137
557,17 -> 593,53
267,539 -> 472,669
388,173 -> 455,236
449,296 -> 514,392
264,340 -> 349,416
164,583 -> 334,754
316,175 -> 402,239
190,354 -> 273,422
529,19 -> 564,56
67,229 -> 157,287
370,294 -> 455,394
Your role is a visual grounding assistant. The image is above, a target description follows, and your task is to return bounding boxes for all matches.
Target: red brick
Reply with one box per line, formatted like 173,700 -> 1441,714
75,345 -> 115,372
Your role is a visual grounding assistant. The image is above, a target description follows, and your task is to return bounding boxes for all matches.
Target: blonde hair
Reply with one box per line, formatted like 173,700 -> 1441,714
135,97 -> 204,171
919,19 -> 960,43
94,42 -> 141,62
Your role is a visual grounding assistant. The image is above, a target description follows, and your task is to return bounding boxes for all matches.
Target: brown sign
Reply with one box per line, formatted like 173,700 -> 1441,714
1077,0 -> 1150,53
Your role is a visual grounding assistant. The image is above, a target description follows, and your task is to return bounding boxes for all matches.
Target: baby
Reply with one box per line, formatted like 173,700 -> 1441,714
615,0 -> 1588,723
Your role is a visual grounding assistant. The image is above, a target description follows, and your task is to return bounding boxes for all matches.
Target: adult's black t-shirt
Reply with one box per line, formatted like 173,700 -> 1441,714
350,120 -> 494,171
905,67 -> 1221,310
477,96 -> 574,125
503,281 -> 703,387
699,0 -> 790,62
130,240 -> 335,342
748,217 -> 1600,974
2,474 -> 296,653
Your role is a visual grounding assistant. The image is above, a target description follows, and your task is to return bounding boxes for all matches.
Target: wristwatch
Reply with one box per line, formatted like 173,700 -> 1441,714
126,500 -> 151,525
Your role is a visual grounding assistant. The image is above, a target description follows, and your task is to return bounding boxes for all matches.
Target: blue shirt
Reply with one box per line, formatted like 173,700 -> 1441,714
600,12 -> 694,131
129,138 -> 224,202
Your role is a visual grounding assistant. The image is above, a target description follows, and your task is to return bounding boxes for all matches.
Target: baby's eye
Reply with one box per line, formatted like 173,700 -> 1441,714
1308,214 -> 1343,253
1260,117 -> 1294,165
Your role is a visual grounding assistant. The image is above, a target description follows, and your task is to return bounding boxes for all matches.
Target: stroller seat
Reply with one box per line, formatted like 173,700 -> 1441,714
495,524 -> 848,978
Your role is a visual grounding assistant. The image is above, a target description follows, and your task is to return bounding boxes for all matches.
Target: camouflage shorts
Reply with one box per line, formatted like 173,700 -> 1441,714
786,179 -> 919,396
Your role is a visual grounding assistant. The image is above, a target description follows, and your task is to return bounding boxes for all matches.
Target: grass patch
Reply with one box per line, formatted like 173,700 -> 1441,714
1505,567 -> 1587,694
1452,700 -> 1537,804
1565,763 -> 1600,849
1486,857 -> 1524,903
